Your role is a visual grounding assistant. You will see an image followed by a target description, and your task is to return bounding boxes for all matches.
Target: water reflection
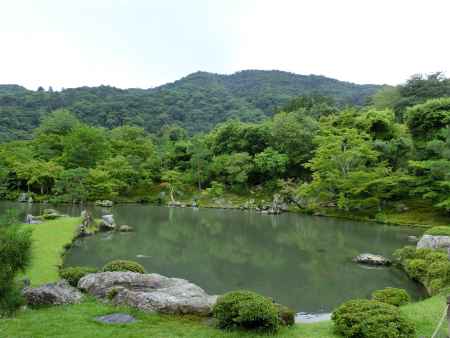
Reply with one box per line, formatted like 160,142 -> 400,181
0,202 -> 426,314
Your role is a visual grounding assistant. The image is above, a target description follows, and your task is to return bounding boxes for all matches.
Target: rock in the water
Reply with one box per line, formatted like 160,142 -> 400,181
25,214 -> 42,224
18,193 -> 28,203
78,272 -> 217,316
118,225 -> 133,232
23,280 -> 83,306
353,253 -> 391,266
95,313 -> 136,324
99,214 -> 116,231
417,235 -> 450,249
408,235 -> 419,243
96,200 -> 113,207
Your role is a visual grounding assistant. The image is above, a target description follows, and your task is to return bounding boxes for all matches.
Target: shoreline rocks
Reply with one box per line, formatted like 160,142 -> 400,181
353,253 -> 391,266
23,280 -> 83,306
78,272 -> 218,316
417,235 -> 450,249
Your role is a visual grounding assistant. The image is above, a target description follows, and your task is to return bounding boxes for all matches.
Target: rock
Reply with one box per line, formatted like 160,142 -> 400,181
25,214 -> 42,224
42,209 -> 62,220
95,313 -> 136,324
28,196 -> 33,204
168,201 -> 182,207
23,280 -> 83,306
99,214 -> 116,231
96,200 -> 113,207
78,272 -> 217,316
118,225 -> 133,232
417,235 -> 450,249
408,235 -> 419,243
353,253 -> 391,266
18,192 -> 28,203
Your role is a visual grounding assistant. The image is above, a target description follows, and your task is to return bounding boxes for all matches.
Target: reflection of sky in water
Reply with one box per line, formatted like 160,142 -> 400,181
0,202 -> 426,314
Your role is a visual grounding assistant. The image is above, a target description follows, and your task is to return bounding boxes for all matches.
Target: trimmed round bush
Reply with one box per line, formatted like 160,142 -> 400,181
393,246 -> 416,263
59,266 -> 98,287
102,260 -> 145,273
212,290 -> 281,333
332,299 -> 415,338
425,251 -> 448,265
429,279 -> 445,295
274,304 -> 295,326
427,261 -> 450,282
405,259 -> 427,280
415,248 -> 433,260
371,287 -> 410,307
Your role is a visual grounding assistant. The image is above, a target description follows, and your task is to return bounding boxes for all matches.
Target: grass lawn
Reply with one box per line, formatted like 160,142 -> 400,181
24,217 -> 80,286
1,216 -> 447,337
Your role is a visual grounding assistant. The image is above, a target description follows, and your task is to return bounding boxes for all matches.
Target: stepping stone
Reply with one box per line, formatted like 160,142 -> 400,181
95,313 -> 136,324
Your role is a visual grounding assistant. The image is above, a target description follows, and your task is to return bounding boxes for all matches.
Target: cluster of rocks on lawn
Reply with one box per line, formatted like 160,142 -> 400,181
22,272 -> 218,316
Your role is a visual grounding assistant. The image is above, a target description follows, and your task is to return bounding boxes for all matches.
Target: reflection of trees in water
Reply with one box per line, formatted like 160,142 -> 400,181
62,205 -> 423,313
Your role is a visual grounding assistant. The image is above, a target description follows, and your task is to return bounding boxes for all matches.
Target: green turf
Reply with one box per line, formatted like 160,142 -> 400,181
24,217 -> 80,286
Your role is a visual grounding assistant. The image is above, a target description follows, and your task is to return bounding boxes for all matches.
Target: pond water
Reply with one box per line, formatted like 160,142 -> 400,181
0,202 -> 426,317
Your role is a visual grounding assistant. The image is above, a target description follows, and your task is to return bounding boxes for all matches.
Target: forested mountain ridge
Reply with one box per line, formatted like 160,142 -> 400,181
0,70 -> 380,142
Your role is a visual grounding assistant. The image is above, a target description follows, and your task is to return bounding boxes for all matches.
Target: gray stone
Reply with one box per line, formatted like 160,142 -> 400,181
353,253 -> 391,266
417,235 -> 450,249
78,272 -> 217,316
18,192 -> 28,203
408,235 -> 419,243
23,280 -> 83,306
96,200 -> 113,207
118,225 -> 133,232
95,313 -> 136,324
99,214 -> 116,231
26,214 -> 42,224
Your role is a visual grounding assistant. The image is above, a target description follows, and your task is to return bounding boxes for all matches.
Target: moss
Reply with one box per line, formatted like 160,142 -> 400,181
59,266 -> 98,287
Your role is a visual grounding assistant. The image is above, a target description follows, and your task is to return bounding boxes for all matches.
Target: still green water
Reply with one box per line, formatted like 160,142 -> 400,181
1,202 -> 425,315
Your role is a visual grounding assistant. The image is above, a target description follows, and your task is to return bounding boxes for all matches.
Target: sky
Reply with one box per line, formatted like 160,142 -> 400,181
1,0 -> 449,90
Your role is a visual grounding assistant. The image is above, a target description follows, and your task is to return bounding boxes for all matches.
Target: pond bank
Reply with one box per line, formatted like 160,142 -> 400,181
8,215 -> 448,337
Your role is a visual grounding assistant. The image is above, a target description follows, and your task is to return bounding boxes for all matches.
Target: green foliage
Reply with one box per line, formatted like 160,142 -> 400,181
393,246 -> 417,263
331,299 -> 415,338
0,211 -> 33,316
274,304 -> 295,326
59,266 -> 98,287
212,290 -> 281,333
371,287 -> 410,307
405,259 -> 428,280
102,260 -> 145,273
425,226 -> 450,236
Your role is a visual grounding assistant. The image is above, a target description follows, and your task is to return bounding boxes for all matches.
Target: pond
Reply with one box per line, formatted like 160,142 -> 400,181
0,202 -> 426,319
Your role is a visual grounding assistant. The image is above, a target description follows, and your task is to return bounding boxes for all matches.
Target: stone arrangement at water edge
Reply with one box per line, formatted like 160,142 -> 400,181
78,271 -> 218,315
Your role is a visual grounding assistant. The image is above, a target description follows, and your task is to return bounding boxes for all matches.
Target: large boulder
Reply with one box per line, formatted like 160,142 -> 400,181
78,272 -> 217,316
99,214 -> 116,231
417,235 -> 450,249
23,280 -> 83,306
353,253 -> 391,266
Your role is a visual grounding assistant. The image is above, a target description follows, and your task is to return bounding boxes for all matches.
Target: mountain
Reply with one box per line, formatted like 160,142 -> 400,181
0,70 -> 381,142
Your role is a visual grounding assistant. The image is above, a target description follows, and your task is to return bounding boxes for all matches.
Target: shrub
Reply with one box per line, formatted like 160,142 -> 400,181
60,266 -> 98,287
393,246 -> 416,263
212,290 -> 281,333
427,261 -> 450,282
0,211 -> 33,316
274,304 -> 295,326
405,259 -> 427,280
102,260 -> 145,273
425,226 -> 450,236
425,251 -> 448,265
371,287 -> 410,307
429,279 -> 444,295
332,299 -> 415,338
415,248 -> 433,260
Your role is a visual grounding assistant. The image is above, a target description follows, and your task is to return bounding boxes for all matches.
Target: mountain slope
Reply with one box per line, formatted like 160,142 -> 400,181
0,70 -> 380,142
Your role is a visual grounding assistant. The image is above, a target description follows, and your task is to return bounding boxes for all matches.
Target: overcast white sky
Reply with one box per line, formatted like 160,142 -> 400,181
1,0 -> 449,90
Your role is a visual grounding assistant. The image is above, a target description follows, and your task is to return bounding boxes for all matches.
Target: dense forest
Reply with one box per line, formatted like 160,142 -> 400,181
0,70 -> 379,142
0,72 -> 449,219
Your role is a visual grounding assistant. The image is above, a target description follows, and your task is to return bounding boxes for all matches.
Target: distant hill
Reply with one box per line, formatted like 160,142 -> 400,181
0,70 -> 380,142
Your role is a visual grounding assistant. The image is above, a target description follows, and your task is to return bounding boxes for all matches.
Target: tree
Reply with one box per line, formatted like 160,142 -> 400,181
62,125 -> 110,168
0,211 -> 32,316
299,127 -> 392,210
54,168 -> 89,203
161,170 -> 184,202
210,152 -> 253,191
254,147 -> 288,180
